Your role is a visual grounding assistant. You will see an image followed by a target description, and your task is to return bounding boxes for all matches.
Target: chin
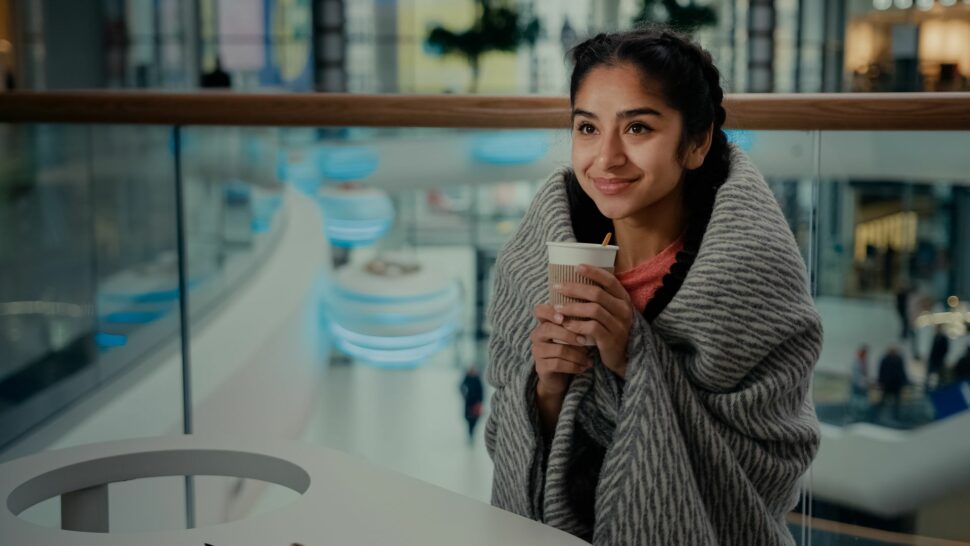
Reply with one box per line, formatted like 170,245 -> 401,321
591,199 -> 634,220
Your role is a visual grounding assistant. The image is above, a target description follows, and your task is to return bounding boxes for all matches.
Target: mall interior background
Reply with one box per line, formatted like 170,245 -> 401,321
1,0 -> 969,543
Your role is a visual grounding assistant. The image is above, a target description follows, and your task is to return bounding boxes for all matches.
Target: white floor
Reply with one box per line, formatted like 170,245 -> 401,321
245,355 -> 495,520
304,362 -> 494,503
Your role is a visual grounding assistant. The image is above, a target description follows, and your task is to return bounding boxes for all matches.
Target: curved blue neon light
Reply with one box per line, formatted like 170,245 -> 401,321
96,332 -> 128,349
315,147 -> 379,181
328,282 -> 459,305
316,190 -> 394,247
100,310 -> 168,325
99,278 -> 205,303
252,194 -> 283,234
282,161 -> 319,195
334,336 -> 452,368
470,131 -> 551,165
333,309 -> 456,326
321,276 -> 462,366
328,319 -> 457,351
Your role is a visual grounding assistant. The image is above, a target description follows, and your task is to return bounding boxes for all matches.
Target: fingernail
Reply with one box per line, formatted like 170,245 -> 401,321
552,283 -> 561,291
576,335 -> 586,345
554,304 -> 563,312
554,313 -> 564,323
575,264 -> 586,273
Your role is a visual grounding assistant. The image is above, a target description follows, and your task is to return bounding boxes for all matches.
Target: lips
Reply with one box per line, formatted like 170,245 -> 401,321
592,177 -> 636,196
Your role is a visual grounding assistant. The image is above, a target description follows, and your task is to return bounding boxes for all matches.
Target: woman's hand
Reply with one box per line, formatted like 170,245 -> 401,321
553,264 -> 635,379
530,304 -> 591,398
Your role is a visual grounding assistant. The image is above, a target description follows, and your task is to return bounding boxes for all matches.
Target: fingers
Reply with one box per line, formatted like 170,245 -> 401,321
534,303 -> 563,325
561,317 -> 609,340
553,284 -> 632,326
533,337 -> 588,364
554,280 -> 628,319
530,320 -> 586,346
575,264 -> 629,301
536,357 -> 590,376
554,301 -> 622,332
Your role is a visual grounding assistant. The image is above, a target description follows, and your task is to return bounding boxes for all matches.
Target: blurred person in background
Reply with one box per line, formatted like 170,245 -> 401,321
926,325 -> 949,392
895,283 -> 913,340
876,346 -> 909,422
460,366 -> 484,444
850,345 -> 870,420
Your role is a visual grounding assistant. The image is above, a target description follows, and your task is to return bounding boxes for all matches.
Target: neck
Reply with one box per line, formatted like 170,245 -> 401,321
612,184 -> 686,272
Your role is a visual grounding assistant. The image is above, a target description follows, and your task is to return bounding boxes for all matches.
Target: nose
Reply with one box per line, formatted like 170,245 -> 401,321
596,130 -> 626,170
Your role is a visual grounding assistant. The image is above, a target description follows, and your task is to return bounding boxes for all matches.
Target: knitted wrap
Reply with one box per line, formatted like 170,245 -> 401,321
485,147 -> 822,545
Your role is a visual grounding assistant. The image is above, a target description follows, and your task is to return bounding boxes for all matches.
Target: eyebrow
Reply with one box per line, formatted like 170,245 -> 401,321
572,107 -> 663,120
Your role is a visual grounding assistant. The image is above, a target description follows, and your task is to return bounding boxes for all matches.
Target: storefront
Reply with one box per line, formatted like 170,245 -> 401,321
843,0 -> 970,91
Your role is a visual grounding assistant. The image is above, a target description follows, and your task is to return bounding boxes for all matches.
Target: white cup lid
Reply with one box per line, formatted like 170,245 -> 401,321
546,242 -> 618,268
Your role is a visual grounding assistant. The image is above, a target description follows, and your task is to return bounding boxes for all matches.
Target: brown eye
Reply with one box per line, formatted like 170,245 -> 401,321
575,123 -> 595,135
628,123 -> 651,135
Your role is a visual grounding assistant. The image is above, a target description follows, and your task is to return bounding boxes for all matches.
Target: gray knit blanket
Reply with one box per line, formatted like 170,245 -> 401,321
485,147 -> 822,545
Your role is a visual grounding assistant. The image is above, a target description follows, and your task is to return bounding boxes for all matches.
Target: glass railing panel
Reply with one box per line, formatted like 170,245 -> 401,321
178,127 -> 285,317
0,124 -> 186,449
807,130 -> 970,543
0,125 -> 98,453
86,125 -> 182,386
177,126 -> 299,526
0,123 -> 188,530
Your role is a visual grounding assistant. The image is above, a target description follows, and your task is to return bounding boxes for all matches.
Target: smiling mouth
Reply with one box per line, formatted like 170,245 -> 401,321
592,177 -> 637,195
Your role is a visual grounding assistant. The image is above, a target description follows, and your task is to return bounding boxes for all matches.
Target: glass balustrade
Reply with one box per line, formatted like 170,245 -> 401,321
2,119 -> 968,543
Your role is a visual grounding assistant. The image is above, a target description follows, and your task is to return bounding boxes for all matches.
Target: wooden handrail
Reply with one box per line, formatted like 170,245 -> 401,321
0,91 -> 967,130
785,512 -> 970,546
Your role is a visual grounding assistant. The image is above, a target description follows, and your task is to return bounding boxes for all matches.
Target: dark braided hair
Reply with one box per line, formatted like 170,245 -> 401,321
562,26 -> 731,322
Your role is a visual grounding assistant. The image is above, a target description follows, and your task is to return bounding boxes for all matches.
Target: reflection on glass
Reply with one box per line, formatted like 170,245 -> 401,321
808,130 -> 970,542
0,125 -> 98,449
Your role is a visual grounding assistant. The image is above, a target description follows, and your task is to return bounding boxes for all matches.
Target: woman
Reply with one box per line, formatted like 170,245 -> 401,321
484,27 -> 822,545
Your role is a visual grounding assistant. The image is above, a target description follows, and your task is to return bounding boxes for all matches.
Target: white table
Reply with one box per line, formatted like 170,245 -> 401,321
1,436 -> 586,545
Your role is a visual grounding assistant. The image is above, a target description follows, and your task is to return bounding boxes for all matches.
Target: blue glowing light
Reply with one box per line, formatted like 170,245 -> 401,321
470,131 -> 550,165
95,332 -> 128,349
330,282 -> 459,305
725,129 -> 755,151
333,337 -> 452,368
254,195 -> 283,217
324,219 -> 393,247
100,310 -> 168,324
251,217 -> 271,233
316,189 -> 395,247
328,313 -> 459,349
99,278 -> 205,304
321,274 -> 462,367
281,160 -> 320,195
251,194 -> 283,234
328,320 -> 457,367
315,147 -> 379,181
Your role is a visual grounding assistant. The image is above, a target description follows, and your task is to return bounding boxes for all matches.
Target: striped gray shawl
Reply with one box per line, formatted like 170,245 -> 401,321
484,147 -> 822,545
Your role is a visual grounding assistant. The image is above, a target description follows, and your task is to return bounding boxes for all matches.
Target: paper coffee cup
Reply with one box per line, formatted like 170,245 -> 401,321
547,242 -> 618,345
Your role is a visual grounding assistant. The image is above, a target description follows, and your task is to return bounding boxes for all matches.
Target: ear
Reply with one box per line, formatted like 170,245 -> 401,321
685,124 -> 713,170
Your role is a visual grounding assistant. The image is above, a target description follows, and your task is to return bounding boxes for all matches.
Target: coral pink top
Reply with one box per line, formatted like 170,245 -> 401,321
615,236 -> 684,313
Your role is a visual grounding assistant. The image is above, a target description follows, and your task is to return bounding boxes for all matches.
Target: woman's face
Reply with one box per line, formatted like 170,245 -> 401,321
571,63 -> 706,222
